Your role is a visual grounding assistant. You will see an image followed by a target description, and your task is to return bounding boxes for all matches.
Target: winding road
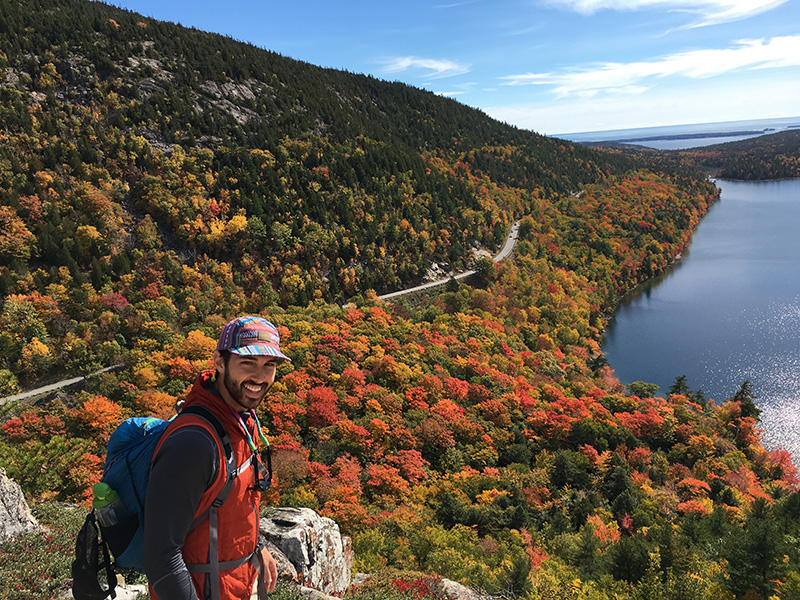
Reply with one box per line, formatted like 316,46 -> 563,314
378,220 -> 521,301
0,364 -> 123,407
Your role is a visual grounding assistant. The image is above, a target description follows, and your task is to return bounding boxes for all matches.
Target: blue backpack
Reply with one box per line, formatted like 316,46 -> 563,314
72,405 -> 234,599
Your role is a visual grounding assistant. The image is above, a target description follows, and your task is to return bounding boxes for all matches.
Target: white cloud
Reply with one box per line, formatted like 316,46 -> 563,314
485,72 -> 800,134
435,0 -> 480,7
545,0 -> 787,25
501,35 -> 800,97
381,56 -> 470,79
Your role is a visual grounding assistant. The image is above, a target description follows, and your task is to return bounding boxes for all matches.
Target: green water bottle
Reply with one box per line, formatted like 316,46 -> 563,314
92,482 -> 123,527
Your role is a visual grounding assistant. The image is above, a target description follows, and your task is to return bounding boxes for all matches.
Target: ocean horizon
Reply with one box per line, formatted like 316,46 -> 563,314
558,115 -> 800,149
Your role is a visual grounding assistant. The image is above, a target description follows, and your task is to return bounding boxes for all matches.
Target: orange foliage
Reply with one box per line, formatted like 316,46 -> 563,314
139,389 -> 178,418
79,395 -> 123,439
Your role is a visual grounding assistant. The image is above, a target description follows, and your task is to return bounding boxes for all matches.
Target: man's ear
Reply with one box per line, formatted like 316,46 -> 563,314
212,350 -> 225,374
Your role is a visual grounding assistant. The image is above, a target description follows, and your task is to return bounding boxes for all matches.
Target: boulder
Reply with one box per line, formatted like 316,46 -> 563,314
260,507 -> 352,595
441,578 -> 495,600
0,468 -> 38,538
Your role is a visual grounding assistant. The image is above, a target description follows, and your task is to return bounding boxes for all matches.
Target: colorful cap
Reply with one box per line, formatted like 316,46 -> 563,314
216,316 -> 291,361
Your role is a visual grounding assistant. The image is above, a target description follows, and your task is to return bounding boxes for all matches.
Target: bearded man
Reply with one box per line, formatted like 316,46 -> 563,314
143,316 -> 289,600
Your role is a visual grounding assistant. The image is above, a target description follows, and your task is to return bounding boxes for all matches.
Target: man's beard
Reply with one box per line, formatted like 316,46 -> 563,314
222,369 -> 272,410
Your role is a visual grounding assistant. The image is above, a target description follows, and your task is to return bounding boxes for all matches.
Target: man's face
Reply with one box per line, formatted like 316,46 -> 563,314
213,351 -> 278,412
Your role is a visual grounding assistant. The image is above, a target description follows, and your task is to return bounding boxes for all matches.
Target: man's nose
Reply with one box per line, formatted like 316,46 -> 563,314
253,366 -> 273,382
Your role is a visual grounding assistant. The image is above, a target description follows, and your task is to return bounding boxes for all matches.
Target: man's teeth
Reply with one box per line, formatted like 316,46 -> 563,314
244,383 -> 263,392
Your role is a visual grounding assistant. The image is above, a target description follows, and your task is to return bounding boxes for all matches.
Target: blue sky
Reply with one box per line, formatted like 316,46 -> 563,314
107,0 -> 800,135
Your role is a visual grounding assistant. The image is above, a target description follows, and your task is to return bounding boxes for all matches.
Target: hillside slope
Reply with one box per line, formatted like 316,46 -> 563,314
0,0 -> 638,304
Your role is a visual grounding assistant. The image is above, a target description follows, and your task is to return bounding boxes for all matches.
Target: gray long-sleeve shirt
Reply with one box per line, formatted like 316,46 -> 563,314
142,425 -> 220,600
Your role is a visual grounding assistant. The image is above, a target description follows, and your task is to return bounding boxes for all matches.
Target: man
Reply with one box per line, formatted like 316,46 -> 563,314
143,316 -> 289,600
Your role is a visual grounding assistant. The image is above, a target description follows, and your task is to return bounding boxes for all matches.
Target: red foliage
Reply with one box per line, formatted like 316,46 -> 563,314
405,386 -> 430,411
724,465 -> 771,501
306,386 -> 342,428
579,444 -> 600,465
268,397 -> 306,436
431,399 -> 466,421
167,356 -> 197,382
386,449 -> 430,483
677,500 -> 711,516
2,412 -> 66,443
331,454 -> 364,496
615,409 -> 665,439
340,367 -> 366,392
586,514 -> 620,543
466,383 -> 492,405
98,291 -> 129,312
365,463 -> 410,496
620,512 -> 635,535
444,377 -> 469,402
335,419 -> 373,454
390,575 -> 443,599
767,448 -> 800,488
678,477 -> 711,499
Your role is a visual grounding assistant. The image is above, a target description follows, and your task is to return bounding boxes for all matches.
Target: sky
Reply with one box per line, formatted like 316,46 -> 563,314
106,0 -> 800,136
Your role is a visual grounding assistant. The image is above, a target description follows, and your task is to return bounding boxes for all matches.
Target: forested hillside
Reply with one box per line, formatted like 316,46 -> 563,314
2,1 -> 800,599
591,129 -> 800,180
680,129 -> 800,180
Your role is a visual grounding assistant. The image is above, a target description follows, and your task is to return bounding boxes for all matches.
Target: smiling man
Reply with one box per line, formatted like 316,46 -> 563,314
143,316 -> 290,600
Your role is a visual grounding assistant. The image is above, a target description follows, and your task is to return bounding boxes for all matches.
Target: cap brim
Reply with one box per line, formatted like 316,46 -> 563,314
230,344 -> 291,361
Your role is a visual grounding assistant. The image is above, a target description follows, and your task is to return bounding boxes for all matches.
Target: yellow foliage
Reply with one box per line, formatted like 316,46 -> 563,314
19,338 -> 54,378
226,215 -> 248,236
133,365 -> 161,389
177,330 -> 217,360
474,488 -> 510,505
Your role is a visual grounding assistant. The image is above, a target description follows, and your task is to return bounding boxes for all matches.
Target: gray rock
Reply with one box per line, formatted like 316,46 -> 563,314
441,578 -> 495,600
265,539 -> 298,582
260,507 -> 352,595
0,468 -> 38,539
298,585 -> 341,600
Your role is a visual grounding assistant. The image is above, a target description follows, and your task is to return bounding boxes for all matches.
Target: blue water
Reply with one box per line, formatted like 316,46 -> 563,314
561,116 -> 800,149
602,178 -> 800,459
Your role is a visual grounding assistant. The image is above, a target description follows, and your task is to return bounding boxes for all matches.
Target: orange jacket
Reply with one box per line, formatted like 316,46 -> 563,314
151,371 -> 262,600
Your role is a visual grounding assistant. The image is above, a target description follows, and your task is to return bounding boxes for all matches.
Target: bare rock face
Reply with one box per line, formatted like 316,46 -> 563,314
260,507 -> 353,595
0,468 -> 38,539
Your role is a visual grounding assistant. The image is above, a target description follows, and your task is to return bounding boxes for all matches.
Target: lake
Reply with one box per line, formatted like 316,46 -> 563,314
601,178 -> 800,459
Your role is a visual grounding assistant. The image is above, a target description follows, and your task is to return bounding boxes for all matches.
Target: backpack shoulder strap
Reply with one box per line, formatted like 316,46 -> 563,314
178,405 -> 238,531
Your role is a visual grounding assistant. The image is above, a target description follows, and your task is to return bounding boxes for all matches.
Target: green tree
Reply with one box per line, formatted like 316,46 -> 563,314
627,381 -> 659,398
723,498 -> 787,598
732,379 -> 760,421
